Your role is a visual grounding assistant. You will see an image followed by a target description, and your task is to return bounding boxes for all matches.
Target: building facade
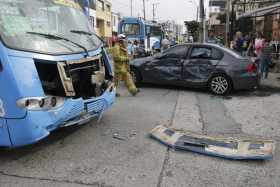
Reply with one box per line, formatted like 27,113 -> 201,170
96,0 -> 112,45
111,12 -> 120,33
208,0 -> 227,39
235,0 -> 279,38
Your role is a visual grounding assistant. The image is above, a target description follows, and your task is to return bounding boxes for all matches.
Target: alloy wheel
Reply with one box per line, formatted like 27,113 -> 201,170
210,76 -> 229,95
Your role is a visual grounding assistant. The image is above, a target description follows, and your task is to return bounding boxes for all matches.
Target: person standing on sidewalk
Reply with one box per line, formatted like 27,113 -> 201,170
233,31 -> 245,55
259,39 -> 273,79
255,32 -> 265,58
109,34 -> 139,96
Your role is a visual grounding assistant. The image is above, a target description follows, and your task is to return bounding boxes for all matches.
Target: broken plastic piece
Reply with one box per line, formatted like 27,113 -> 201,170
150,125 -> 275,160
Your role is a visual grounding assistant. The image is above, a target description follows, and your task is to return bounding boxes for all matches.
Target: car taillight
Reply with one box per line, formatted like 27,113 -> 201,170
247,63 -> 257,73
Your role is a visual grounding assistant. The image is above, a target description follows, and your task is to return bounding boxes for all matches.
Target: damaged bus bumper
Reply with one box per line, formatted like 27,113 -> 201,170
5,85 -> 115,147
6,84 -> 115,147
150,125 -> 275,160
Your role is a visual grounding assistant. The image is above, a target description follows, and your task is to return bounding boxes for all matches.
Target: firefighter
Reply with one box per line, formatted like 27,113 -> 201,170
109,34 -> 139,96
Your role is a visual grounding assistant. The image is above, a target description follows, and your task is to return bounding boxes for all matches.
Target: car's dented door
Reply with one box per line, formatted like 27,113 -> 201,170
143,45 -> 188,85
183,46 -> 222,85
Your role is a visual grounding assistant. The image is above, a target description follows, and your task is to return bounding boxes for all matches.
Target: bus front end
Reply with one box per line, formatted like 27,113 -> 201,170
0,0 -> 115,147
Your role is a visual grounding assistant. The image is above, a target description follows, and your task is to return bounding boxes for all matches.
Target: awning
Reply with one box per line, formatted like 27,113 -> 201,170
238,2 -> 280,19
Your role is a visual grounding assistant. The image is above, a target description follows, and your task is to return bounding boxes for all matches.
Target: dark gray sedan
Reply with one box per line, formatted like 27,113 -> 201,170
130,43 -> 260,95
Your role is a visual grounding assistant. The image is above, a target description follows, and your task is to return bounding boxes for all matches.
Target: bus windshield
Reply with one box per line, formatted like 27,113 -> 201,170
122,23 -> 140,35
0,0 -> 102,55
146,25 -> 162,37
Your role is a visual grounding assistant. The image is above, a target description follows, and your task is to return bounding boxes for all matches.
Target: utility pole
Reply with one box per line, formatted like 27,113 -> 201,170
225,0 -> 231,47
199,0 -> 205,43
143,0 -> 146,20
130,0 -> 133,16
152,3 -> 159,21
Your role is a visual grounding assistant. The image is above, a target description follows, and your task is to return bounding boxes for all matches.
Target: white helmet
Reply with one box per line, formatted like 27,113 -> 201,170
117,34 -> 127,41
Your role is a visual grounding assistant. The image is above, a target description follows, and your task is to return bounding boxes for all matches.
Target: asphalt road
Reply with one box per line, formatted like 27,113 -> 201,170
0,83 -> 279,187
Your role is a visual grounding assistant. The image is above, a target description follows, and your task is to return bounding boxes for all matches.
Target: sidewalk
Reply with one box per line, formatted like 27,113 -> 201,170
160,84 -> 280,187
261,72 -> 280,89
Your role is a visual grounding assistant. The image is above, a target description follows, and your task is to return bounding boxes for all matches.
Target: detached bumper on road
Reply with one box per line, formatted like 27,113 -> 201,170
150,125 -> 275,160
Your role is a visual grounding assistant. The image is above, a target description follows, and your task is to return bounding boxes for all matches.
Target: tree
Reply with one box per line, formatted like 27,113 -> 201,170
217,13 -> 227,24
184,21 -> 200,42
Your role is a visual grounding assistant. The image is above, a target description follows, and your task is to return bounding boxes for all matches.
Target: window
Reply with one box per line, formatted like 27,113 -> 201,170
190,47 -> 223,60
89,0 -> 96,10
112,15 -> 116,26
212,48 -> 224,60
146,26 -> 162,36
122,24 -> 140,35
106,4 -> 111,11
107,21 -> 111,27
97,0 -> 104,11
163,45 -> 188,58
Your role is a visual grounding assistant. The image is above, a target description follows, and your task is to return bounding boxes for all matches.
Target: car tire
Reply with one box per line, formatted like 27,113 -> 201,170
131,68 -> 141,86
208,74 -> 232,95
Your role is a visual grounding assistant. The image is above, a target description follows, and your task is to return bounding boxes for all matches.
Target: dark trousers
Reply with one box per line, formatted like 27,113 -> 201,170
260,58 -> 270,79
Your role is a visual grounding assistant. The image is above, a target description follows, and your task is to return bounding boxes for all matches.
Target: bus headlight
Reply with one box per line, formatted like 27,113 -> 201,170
16,97 -> 65,111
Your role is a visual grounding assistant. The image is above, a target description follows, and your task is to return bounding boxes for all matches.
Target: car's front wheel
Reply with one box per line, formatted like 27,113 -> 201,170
208,74 -> 232,95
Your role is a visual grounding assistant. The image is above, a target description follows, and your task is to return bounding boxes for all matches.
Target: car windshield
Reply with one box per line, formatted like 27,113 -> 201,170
0,0 -> 102,55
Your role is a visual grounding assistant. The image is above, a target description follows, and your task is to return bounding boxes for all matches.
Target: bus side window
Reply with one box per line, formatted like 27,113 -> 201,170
146,26 -> 151,35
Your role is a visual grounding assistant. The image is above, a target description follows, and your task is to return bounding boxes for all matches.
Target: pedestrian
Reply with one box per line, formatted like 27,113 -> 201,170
206,31 -> 218,44
109,34 -> 139,96
246,34 -> 256,57
233,31 -> 244,55
259,39 -> 273,79
133,40 -> 139,58
255,32 -> 265,58
271,34 -> 279,60
127,40 -> 134,59
161,36 -> 170,51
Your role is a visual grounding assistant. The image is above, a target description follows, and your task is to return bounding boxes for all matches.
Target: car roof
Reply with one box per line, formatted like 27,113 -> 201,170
179,43 -> 244,59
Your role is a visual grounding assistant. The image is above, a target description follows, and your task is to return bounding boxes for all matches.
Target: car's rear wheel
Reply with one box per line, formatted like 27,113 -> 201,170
208,74 -> 232,95
131,68 -> 141,86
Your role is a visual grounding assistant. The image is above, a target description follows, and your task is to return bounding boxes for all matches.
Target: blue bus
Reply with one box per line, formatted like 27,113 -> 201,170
0,0 -> 115,147
118,17 -> 164,56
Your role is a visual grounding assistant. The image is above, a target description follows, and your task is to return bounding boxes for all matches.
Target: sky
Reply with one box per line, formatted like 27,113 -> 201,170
110,0 -> 209,25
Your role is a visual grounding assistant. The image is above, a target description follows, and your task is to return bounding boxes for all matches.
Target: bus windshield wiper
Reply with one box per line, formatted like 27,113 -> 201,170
70,30 -> 105,45
26,31 -> 89,57
70,30 -> 92,36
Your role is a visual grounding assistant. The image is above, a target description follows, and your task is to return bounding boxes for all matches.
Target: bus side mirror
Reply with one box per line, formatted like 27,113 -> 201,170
0,60 -> 2,71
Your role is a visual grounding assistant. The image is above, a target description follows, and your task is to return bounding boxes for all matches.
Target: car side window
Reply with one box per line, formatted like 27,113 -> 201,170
190,47 -> 224,60
163,46 -> 188,58
211,48 -> 224,60
190,47 -> 212,59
